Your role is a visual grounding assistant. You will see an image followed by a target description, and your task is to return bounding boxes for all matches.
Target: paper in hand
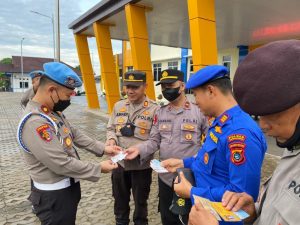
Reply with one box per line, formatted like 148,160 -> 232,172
111,152 -> 127,163
150,159 -> 168,173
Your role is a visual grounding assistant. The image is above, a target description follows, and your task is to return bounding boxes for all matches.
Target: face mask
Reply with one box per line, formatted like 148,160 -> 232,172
51,90 -> 71,112
276,116 -> 300,150
162,87 -> 181,102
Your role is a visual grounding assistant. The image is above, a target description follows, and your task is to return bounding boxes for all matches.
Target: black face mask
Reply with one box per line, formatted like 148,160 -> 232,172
51,90 -> 71,112
276,116 -> 300,151
162,87 -> 181,102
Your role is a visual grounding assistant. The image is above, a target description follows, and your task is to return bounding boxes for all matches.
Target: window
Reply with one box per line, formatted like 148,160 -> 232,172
190,59 -> 193,73
127,66 -> 133,72
20,82 -> 29,88
168,61 -> 178,70
222,55 -> 231,75
153,63 -> 162,81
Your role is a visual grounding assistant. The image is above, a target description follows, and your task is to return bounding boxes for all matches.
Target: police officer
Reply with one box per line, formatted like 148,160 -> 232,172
216,40 -> 300,225
162,65 -> 267,225
20,70 -> 43,109
125,69 -> 208,225
106,71 -> 158,225
17,62 -> 120,225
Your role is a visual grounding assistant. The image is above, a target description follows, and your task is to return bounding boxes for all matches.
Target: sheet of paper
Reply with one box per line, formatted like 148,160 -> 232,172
111,152 -> 127,163
150,159 -> 168,173
193,195 -> 221,221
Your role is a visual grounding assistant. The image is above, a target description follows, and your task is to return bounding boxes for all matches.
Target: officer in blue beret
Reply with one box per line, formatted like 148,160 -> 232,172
20,70 -> 44,109
162,65 -> 267,225
17,62 -> 121,225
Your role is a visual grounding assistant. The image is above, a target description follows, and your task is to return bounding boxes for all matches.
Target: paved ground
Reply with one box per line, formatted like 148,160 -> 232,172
0,92 -> 280,225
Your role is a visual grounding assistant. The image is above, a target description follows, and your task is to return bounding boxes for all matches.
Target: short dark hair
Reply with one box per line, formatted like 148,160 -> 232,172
39,76 -> 57,87
204,78 -> 232,94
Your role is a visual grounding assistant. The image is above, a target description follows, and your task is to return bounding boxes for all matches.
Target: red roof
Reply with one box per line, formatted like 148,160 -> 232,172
0,56 -> 81,76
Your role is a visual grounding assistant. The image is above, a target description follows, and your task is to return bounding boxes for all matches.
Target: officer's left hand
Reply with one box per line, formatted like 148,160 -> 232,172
188,201 -> 218,225
174,172 -> 192,198
104,145 -> 122,156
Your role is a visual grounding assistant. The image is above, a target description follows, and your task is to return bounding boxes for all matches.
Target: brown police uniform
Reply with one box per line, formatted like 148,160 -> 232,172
106,71 -> 159,225
233,40 -> 300,225
21,87 -> 35,109
136,69 -> 208,225
19,101 -> 104,224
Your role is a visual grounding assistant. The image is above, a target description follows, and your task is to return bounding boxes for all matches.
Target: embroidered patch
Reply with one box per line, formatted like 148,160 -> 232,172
36,124 -> 53,142
204,152 -> 209,164
63,127 -> 69,134
41,105 -> 50,114
185,133 -> 193,140
143,111 -> 149,116
209,131 -> 218,144
120,107 -> 126,112
140,129 -> 146,135
183,124 -> 195,130
138,121 -> 147,128
65,137 -> 72,147
229,142 -> 246,165
228,134 -> 246,142
116,125 -> 122,132
177,198 -> 185,207
220,114 -> 229,124
51,116 -> 57,122
207,116 -> 215,127
215,126 -> 222,134
143,101 -> 149,107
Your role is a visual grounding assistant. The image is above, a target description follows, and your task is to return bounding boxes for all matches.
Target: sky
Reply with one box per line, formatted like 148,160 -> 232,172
0,0 -> 122,74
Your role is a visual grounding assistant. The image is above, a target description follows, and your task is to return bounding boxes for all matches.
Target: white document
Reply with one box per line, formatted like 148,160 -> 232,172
111,152 -> 127,163
150,159 -> 168,173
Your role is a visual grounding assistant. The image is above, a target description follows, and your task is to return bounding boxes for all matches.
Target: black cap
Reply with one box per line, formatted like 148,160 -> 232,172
123,71 -> 146,86
233,39 -> 300,116
156,69 -> 184,86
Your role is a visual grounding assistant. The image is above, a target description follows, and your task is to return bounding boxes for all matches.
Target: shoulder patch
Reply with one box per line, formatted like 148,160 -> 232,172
229,142 -> 246,165
36,124 -> 53,142
228,134 -> 246,142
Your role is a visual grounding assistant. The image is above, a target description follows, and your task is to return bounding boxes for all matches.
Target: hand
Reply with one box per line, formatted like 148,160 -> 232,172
100,160 -> 118,173
222,191 -> 256,223
174,172 -> 192,198
124,147 -> 140,160
104,145 -> 122,156
188,201 -> 218,225
106,139 -> 116,146
161,158 -> 184,173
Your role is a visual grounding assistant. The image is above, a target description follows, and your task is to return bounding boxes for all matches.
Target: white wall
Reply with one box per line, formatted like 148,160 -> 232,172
11,73 -> 31,93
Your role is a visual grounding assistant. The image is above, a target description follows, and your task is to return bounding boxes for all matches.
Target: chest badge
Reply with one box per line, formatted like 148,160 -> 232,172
117,117 -> 125,124
185,133 -> 193,140
204,152 -> 209,164
140,129 -> 146,135
63,127 -> 69,134
65,137 -> 72,147
143,111 -> 149,116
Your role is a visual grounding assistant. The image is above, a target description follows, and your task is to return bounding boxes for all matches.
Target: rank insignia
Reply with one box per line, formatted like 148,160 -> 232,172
177,198 -> 185,207
63,127 -> 69,134
51,116 -> 57,122
36,124 -> 53,142
215,126 -> 222,134
143,101 -> 149,108
229,142 -> 246,165
184,102 -> 190,109
140,129 -> 146,134
117,117 -> 125,124
204,152 -> 209,164
220,114 -> 229,124
207,116 -> 215,127
120,107 -> 126,112
41,105 -> 49,114
65,137 -> 72,147
185,133 -> 193,140
209,132 -> 218,144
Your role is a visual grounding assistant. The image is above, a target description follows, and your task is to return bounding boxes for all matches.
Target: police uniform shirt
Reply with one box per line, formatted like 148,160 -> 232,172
183,105 -> 267,224
20,88 -> 35,110
253,146 -> 300,225
137,99 -> 208,187
21,100 -> 104,184
106,96 -> 158,170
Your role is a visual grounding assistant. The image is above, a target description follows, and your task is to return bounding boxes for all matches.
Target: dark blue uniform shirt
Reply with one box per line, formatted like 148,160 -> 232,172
184,105 -> 267,225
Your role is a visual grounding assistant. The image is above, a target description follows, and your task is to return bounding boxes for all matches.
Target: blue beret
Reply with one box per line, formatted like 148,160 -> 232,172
41,62 -> 82,89
186,65 -> 229,89
29,70 -> 44,79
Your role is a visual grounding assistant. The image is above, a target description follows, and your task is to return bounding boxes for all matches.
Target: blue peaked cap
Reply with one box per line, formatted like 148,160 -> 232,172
186,65 -> 229,89
31,62 -> 82,89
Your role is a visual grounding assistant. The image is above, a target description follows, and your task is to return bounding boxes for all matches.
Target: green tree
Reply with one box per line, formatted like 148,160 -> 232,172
0,58 -> 12,64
